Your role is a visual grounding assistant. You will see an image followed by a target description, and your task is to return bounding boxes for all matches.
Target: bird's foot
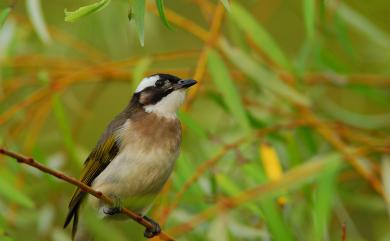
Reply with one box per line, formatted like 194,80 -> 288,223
103,198 -> 122,215
143,215 -> 161,238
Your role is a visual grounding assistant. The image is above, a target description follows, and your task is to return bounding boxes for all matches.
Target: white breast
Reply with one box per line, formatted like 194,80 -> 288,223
90,117 -> 181,214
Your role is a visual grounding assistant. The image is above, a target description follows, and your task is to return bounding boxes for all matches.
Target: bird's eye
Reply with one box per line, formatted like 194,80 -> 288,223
155,79 -> 164,87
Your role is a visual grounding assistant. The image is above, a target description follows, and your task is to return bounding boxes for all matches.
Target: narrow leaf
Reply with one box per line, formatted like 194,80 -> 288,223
134,0 -> 146,46
230,2 -> 291,70
303,0 -> 316,41
219,0 -> 231,11
52,94 -> 79,165
0,7 -> 11,28
321,99 -> 390,129
26,0 -> 51,44
260,143 -> 284,181
334,2 -> 390,50
0,171 -> 34,208
64,0 -> 111,23
312,153 -> 340,241
220,39 -> 310,106
178,111 -> 208,139
216,174 -> 262,214
155,0 -> 173,29
207,49 -> 251,133
257,144 -> 296,241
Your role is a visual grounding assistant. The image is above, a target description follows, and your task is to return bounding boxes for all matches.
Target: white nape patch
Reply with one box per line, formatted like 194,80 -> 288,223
135,75 -> 159,93
144,90 -> 185,119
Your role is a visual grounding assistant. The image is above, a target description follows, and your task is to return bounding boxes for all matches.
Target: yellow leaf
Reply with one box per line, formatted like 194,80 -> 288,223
260,142 -> 283,180
259,142 -> 287,205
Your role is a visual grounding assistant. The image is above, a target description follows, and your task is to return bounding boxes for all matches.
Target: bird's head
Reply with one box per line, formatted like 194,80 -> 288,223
131,74 -> 197,118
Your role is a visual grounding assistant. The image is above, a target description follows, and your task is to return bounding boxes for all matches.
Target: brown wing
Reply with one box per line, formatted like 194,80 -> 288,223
63,135 -> 119,237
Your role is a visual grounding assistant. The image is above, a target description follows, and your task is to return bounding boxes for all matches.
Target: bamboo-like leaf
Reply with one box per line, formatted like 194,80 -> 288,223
333,1 -> 390,50
219,0 -> 231,11
230,2 -> 291,70
64,0 -> 111,23
0,171 -> 34,209
220,39 -> 311,106
303,0 -> 316,41
216,174 -> 262,214
312,153 -> 340,241
26,0 -> 51,44
52,94 -> 79,165
155,0 -> 172,29
207,49 -> 251,133
178,110 -> 208,139
334,13 -> 355,56
207,215 -> 229,241
134,0 -> 146,46
256,144 -> 296,241
0,7 -> 11,28
260,143 -> 284,181
320,99 -> 390,129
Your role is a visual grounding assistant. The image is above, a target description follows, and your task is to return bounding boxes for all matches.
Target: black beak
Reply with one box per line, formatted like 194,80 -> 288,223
174,79 -> 197,90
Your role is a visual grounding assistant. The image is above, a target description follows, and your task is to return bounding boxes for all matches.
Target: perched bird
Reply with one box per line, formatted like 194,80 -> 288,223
64,74 -> 197,240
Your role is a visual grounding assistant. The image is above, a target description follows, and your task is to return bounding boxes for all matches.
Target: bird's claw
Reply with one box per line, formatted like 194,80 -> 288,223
143,216 -> 161,238
103,198 -> 122,215
103,206 -> 122,215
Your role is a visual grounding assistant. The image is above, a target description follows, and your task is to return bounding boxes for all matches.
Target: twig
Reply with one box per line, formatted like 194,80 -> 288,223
183,3 -> 225,110
0,148 -> 176,241
158,120 -> 307,225
342,223 -> 347,241
167,157 -> 332,236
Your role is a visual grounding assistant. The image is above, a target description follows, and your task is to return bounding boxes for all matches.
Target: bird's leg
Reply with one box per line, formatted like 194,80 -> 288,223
103,197 -> 122,215
143,215 -> 161,238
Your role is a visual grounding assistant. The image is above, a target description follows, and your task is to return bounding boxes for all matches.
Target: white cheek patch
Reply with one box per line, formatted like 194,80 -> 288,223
144,90 -> 186,119
135,75 -> 159,93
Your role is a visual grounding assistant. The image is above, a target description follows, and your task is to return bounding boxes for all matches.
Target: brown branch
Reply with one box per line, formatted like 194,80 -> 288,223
158,120 -> 308,225
0,148 -> 176,241
342,223 -> 347,241
167,156 -> 334,236
183,3 -> 225,110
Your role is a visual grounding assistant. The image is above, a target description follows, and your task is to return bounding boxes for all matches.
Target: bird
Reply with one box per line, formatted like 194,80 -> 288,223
63,73 -> 197,241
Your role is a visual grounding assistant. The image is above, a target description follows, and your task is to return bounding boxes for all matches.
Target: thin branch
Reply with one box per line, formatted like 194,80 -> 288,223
0,148 -> 176,241
183,3 -> 225,110
158,120 -> 308,225
167,156 -> 334,236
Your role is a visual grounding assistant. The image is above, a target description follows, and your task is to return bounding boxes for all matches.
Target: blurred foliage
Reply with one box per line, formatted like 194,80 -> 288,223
0,0 -> 390,241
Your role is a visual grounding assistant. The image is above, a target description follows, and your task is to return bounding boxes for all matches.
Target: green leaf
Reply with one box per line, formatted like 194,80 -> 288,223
64,0 -> 111,23
320,99 -> 390,129
230,2 -> 291,71
178,110 -> 208,139
303,0 -> 316,41
131,57 -> 152,93
216,174 -> 262,214
0,7 -> 11,28
334,2 -> 390,50
334,13 -> 355,57
220,39 -> 311,106
219,0 -> 231,11
260,198 -> 297,241
26,0 -> 51,44
207,49 -> 251,133
155,0 -> 173,29
52,94 -> 79,165
312,153 -> 340,241
134,0 -> 146,46
0,171 -> 34,209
